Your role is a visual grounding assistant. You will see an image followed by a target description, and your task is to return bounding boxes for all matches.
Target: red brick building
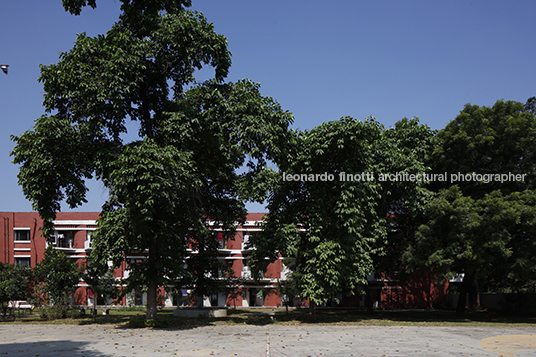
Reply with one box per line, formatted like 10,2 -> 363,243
1,211 -> 447,308
0,211 -> 285,308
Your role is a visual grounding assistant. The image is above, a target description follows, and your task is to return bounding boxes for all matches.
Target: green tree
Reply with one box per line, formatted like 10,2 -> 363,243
432,100 -> 536,197
524,96 -> 536,116
34,247 -> 83,306
373,118 -> 437,281
411,100 -> 536,315
84,261 -> 119,310
11,1 -> 292,320
0,263 -> 31,319
405,187 -> 536,315
480,190 -> 536,294
250,117 -> 434,310
11,1 -> 231,231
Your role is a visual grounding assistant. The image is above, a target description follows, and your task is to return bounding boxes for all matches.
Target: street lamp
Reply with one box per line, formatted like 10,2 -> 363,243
1,65 -> 8,74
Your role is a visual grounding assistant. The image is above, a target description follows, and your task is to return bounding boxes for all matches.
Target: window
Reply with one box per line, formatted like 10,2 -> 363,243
213,232 -> 227,249
15,257 -> 30,266
242,231 -> 258,250
54,230 -> 75,248
85,231 -> 94,249
14,229 -> 30,242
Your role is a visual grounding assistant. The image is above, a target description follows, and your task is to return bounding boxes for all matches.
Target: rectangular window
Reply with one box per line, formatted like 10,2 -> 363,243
15,257 -> 30,266
214,232 -> 227,249
85,231 -> 94,249
14,230 -> 30,242
242,232 -> 258,250
54,230 -> 75,248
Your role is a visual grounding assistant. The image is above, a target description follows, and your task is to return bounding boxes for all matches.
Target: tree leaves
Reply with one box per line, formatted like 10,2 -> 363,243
432,100 -> 536,197
250,116 -> 434,305
34,247 -> 83,306
10,116 -> 97,235
0,263 -> 31,312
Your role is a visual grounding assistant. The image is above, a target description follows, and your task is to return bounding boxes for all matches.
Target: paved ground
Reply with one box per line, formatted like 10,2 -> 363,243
0,324 -> 535,356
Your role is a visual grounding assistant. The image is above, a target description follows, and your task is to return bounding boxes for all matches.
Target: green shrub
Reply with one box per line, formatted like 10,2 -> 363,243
38,305 -> 83,320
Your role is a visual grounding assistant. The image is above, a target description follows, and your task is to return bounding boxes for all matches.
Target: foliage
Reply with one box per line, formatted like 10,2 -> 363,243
11,1 -> 291,320
405,187 -> 536,312
276,260 -> 302,310
34,247 -> 83,306
38,304 -> 84,320
0,262 -> 32,318
409,100 -> 536,315
177,231 -> 232,306
479,191 -> 536,294
431,100 -> 536,197
89,138 -> 198,311
524,96 -> 536,116
250,117 -> 435,307
84,261 -> 119,307
11,3 -> 232,236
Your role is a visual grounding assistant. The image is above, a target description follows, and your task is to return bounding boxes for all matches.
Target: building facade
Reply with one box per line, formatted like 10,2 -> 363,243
1,211 -> 286,308
1,211 -> 447,308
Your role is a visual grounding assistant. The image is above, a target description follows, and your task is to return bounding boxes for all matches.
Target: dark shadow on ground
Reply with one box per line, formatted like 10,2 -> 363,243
269,308 -> 536,325
5,308 -> 535,329
0,340 -> 106,357
112,308 -> 536,328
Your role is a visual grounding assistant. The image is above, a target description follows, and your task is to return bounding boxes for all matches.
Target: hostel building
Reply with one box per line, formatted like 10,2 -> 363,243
0,211 -> 447,308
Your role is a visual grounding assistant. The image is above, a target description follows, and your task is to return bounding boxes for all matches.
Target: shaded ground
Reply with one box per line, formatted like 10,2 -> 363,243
2,307 -> 535,328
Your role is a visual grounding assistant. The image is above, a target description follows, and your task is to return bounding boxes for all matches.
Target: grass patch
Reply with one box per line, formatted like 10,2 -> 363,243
2,307 -> 535,327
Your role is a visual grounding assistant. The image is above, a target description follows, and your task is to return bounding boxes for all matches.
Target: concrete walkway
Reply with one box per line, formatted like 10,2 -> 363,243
0,324 -> 535,356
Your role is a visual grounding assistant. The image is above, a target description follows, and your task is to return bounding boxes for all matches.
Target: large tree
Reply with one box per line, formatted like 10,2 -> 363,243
405,187 -> 536,315
11,1 -> 292,319
432,100 -> 536,197
249,117 -> 435,309
410,100 -> 536,315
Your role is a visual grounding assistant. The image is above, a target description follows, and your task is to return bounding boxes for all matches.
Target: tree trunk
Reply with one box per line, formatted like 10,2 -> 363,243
456,269 -> 477,316
146,236 -> 159,320
197,295 -> 204,309
468,271 -> 480,311
146,281 -> 158,320
365,286 -> 374,312
456,272 -> 469,316
309,300 -> 317,321
455,284 -> 467,316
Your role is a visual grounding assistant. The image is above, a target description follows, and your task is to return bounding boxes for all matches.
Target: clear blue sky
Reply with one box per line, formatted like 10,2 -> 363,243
1,0 -> 535,213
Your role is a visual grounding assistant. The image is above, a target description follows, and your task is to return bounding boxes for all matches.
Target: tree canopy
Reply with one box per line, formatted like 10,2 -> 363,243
10,1 -> 536,318
431,100 -> 536,196
249,117 -> 435,307
34,247 -> 83,306
407,100 -> 536,315
11,1 -> 292,319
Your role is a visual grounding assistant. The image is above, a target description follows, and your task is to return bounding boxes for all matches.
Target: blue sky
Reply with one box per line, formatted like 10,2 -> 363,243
1,0 -> 535,213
